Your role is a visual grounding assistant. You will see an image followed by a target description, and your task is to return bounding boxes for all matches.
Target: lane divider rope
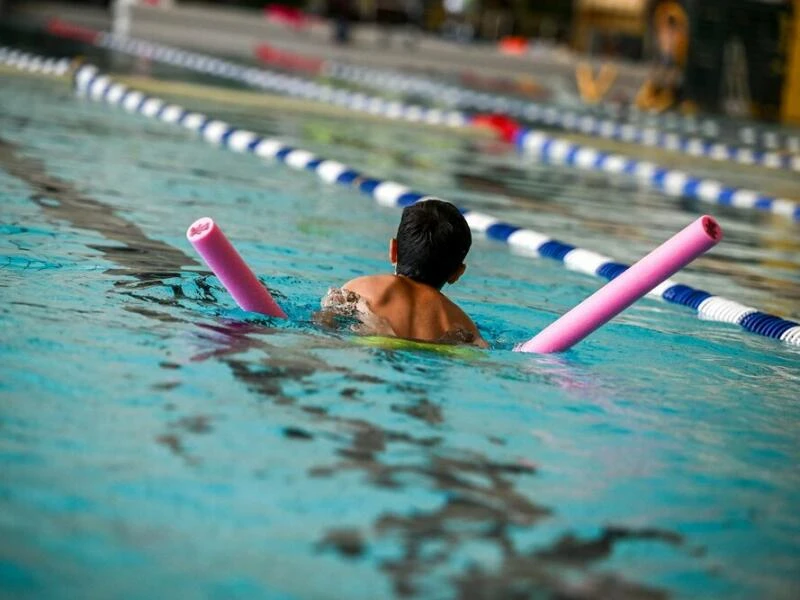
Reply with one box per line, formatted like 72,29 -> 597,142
318,60 -> 800,155
512,124 -> 800,222
70,62 -> 800,348
15,29 -> 800,223
46,17 -> 800,155
39,25 -> 800,223
253,42 -> 800,157
59,24 -> 471,129
315,55 -> 800,171
0,46 -> 71,76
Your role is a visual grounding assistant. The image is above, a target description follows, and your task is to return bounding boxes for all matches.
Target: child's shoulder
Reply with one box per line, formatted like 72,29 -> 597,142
342,274 -> 395,296
437,292 -> 473,326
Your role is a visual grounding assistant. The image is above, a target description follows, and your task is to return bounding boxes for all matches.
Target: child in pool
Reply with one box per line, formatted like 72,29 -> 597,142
321,198 -> 488,348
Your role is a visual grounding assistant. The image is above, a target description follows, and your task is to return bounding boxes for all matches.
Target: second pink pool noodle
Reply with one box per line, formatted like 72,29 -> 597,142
187,217 -> 287,319
517,215 -> 722,354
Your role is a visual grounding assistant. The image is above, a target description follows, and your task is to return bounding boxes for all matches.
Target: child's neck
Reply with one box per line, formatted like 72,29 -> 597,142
394,274 -> 446,293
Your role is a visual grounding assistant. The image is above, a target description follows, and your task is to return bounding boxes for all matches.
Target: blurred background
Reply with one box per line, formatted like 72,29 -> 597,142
3,0 -> 798,123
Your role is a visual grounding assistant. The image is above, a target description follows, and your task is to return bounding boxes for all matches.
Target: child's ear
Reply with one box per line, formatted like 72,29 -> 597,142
447,263 -> 467,285
389,239 -> 398,265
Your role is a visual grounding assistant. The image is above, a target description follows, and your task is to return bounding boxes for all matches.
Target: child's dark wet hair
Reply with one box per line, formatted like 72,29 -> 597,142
395,198 -> 472,289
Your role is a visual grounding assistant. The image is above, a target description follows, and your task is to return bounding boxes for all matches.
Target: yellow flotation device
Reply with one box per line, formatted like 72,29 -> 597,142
354,336 -> 484,359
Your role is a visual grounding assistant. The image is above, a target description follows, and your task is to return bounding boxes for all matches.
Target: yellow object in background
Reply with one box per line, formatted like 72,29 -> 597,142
576,61 -> 618,104
782,0 -> 800,124
635,0 -> 689,112
653,1 -> 689,69
635,80 -> 675,112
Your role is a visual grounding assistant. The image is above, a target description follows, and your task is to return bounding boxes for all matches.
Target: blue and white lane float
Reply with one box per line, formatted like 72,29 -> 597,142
322,60 -> 800,171
325,62 -> 800,155
6,40 -> 800,222
45,18 -> 800,156
108,32 -> 800,172
513,127 -> 800,222
478,113 -> 800,223
44,18 -> 800,169
0,47 -> 71,76
45,30 -> 800,223
266,44 -> 800,158
93,34 -> 468,129
72,63 -> 800,348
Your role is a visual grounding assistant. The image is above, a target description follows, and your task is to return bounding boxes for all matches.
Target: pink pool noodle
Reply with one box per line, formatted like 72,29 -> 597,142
517,215 -> 722,354
186,217 -> 287,318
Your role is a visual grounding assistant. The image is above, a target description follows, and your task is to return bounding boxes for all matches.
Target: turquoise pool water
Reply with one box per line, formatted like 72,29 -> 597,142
1,54 -> 799,599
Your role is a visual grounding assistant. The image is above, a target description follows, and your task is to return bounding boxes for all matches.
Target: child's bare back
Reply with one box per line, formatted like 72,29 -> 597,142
320,199 -> 487,348
334,274 -> 485,346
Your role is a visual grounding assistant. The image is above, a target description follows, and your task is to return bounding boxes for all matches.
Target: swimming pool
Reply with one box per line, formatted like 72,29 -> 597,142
1,38 -> 799,600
